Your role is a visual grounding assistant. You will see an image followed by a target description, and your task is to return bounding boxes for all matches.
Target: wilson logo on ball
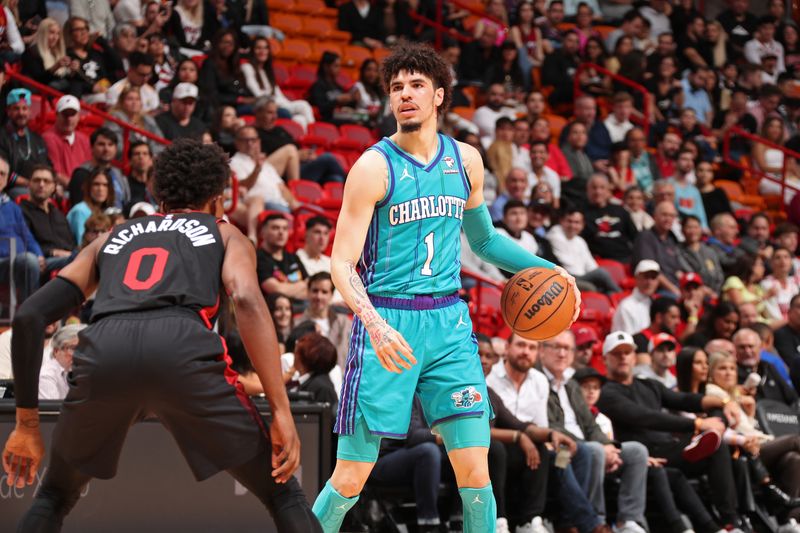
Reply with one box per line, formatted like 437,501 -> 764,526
524,282 -> 564,319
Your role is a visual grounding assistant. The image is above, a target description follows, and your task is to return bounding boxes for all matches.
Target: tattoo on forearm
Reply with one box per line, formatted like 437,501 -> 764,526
344,261 -> 391,346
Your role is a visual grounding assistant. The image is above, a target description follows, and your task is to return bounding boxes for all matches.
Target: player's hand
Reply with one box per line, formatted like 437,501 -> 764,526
553,266 -> 581,326
3,428 -> 45,488
366,320 -> 416,373
269,409 -> 300,483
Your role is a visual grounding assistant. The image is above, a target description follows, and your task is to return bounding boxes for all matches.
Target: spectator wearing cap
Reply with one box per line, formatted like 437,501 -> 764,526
572,326 -> 599,370
611,259 -> 660,334
634,332 -> 678,388
774,294 -> 800,367
490,168 -> 528,222
597,331 -> 744,531
745,16 -> 786,74
541,330 -> 650,533
677,272 -> 707,340
155,83 -> 206,140
583,174 -> 639,263
670,150 -> 708,230
0,154 -> 44,304
256,213 -> 308,300
632,297 -> 681,355
39,324 -> 86,400
67,127 -> 129,210
105,51 -> 159,113
574,367 -> 611,437
0,89 -> 51,197
547,205 -> 621,295
734,328 -> 798,405
41,95 -> 92,187
633,202 -> 689,296
19,166 -> 76,275
679,215 -> 724,293
230,125 -> 297,241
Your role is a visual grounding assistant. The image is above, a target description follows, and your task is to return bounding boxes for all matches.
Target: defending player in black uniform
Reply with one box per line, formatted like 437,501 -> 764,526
2,139 -> 322,532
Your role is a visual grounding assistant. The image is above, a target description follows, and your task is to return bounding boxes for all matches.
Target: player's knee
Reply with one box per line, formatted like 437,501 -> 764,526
453,460 -> 490,488
330,467 -> 370,498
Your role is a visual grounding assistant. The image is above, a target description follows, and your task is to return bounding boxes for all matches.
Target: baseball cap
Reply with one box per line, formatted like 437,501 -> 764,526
634,259 -> 660,275
648,332 -> 677,353
173,82 -> 199,100
573,366 -> 607,385
680,272 -> 703,288
56,95 -> 80,114
602,331 -> 636,354
129,201 -> 156,218
573,325 -> 598,347
6,88 -> 31,106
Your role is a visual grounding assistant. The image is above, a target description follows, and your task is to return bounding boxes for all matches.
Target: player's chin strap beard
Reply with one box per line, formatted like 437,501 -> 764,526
399,122 -> 422,133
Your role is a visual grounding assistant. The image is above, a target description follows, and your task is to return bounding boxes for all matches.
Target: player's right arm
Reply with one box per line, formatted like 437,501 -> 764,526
330,150 -> 416,373
219,223 -> 300,483
3,235 -> 105,488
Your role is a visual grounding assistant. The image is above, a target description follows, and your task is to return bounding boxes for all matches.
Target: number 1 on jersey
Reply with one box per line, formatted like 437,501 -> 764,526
421,231 -> 435,276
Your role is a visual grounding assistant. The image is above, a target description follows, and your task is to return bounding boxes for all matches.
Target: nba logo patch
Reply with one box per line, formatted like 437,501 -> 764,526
441,156 -> 459,174
451,386 -> 483,409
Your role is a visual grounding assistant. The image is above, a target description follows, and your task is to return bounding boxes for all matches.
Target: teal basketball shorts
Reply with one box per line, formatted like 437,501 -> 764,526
334,293 -> 493,441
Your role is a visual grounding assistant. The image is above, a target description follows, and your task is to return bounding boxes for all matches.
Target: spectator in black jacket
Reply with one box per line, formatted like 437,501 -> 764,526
19,165 -> 76,275
286,332 -> 338,411
21,17 -> 73,93
165,0 -> 218,53
541,30 -> 580,106
582,174 -> 638,264
253,97 -> 345,184
0,89 -> 51,197
338,0 -> 386,49
597,330 -> 744,530
308,52 -> 360,124
774,294 -> 800,367
734,328 -> 799,405
64,16 -> 112,101
198,28 -> 254,112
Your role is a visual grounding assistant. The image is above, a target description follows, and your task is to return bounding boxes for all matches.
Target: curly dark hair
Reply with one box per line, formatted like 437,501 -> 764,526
153,138 -> 229,211
380,42 -> 453,115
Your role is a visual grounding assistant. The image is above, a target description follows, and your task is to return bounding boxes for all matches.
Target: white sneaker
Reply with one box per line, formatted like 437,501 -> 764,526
778,519 -> 800,533
517,516 -> 548,533
715,529 -> 745,533
497,517 -> 511,533
613,521 -> 647,533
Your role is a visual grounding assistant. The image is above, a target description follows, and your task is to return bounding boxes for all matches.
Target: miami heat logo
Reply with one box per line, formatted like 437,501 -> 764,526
452,386 -> 483,409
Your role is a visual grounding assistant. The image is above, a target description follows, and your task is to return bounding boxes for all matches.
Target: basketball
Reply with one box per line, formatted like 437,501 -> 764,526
501,267 -> 576,341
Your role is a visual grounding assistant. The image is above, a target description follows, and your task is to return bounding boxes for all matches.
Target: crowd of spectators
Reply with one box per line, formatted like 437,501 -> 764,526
1,0 -> 800,532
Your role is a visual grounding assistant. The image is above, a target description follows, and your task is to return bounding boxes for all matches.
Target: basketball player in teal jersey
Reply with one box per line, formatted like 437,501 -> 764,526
312,43 -> 581,533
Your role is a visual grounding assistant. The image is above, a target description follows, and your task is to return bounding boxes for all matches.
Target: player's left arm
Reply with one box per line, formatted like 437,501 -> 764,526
459,141 -> 581,322
3,235 -> 105,488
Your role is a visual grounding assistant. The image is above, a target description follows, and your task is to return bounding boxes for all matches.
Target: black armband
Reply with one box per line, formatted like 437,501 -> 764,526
12,276 -> 85,408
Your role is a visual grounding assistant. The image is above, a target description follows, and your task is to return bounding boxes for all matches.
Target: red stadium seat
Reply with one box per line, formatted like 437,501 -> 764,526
596,258 -> 635,291
275,118 -> 304,140
272,13 -> 303,34
289,179 -> 324,203
609,290 -> 631,308
307,122 -> 341,146
329,151 -> 351,173
283,64 -> 316,92
323,181 -> 344,201
335,124 -> 375,152
273,62 -> 290,86
580,291 -> 613,326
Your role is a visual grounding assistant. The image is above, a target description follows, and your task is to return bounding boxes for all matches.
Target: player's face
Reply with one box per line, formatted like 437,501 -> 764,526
309,280 -> 333,313
478,341 -> 498,376
506,334 -> 539,372
579,378 -> 602,407
389,70 -> 444,133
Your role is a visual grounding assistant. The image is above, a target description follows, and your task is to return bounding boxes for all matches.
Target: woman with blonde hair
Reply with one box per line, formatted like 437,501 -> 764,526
706,21 -> 730,69
105,85 -> 165,156
166,0 -> 213,53
21,17 -> 73,91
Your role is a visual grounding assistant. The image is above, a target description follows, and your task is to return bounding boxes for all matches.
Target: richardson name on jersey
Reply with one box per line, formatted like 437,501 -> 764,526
102,217 -> 216,255
388,195 -> 466,226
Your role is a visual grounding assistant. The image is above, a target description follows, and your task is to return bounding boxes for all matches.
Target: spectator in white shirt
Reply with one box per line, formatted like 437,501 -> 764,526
473,83 -> 518,149
0,322 -> 59,380
39,324 -> 86,400
105,52 -> 160,114
744,16 -> 786,74
611,259 -> 660,333
761,247 -> 800,321
486,334 -> 550,427
603,92 -> 635,143
297,216 -> 332,276
229,125 -> 298,241
496,200 -> 540,262
529,141 -> 561,208
547,206 -> 622,295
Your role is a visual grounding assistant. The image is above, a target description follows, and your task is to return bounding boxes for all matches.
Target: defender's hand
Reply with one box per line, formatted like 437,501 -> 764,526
366,320 -> 416,373
3,428 -> 45,488
269,410 -> 300,483
553,266 -> 581,325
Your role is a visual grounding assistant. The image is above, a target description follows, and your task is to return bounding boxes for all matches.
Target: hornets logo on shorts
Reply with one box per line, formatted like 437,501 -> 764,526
451,386 -> 483,409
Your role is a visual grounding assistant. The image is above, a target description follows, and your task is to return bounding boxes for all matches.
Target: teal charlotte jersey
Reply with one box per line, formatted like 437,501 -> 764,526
360,133 -> 470,297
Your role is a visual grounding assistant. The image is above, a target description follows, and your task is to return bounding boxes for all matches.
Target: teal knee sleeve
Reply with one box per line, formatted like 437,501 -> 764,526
336,413 -> 383,462
459,484 -> 497,533
312,480 -> 360,533
434,411 -> 490,452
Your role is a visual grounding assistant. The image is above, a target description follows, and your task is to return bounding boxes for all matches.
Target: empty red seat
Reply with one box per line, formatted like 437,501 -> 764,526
335,124 -> 374,151
289,179 -> 324,203
275,118 -> 304,140
596,258 -> 635,290
307,122 -> 340,146
323,181 -> 344,201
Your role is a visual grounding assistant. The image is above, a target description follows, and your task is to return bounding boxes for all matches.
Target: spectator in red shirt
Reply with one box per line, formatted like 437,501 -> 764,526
41,95 -> 91,188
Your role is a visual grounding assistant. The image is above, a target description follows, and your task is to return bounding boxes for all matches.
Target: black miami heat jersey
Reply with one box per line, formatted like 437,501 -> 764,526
91,212 -> 225,322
